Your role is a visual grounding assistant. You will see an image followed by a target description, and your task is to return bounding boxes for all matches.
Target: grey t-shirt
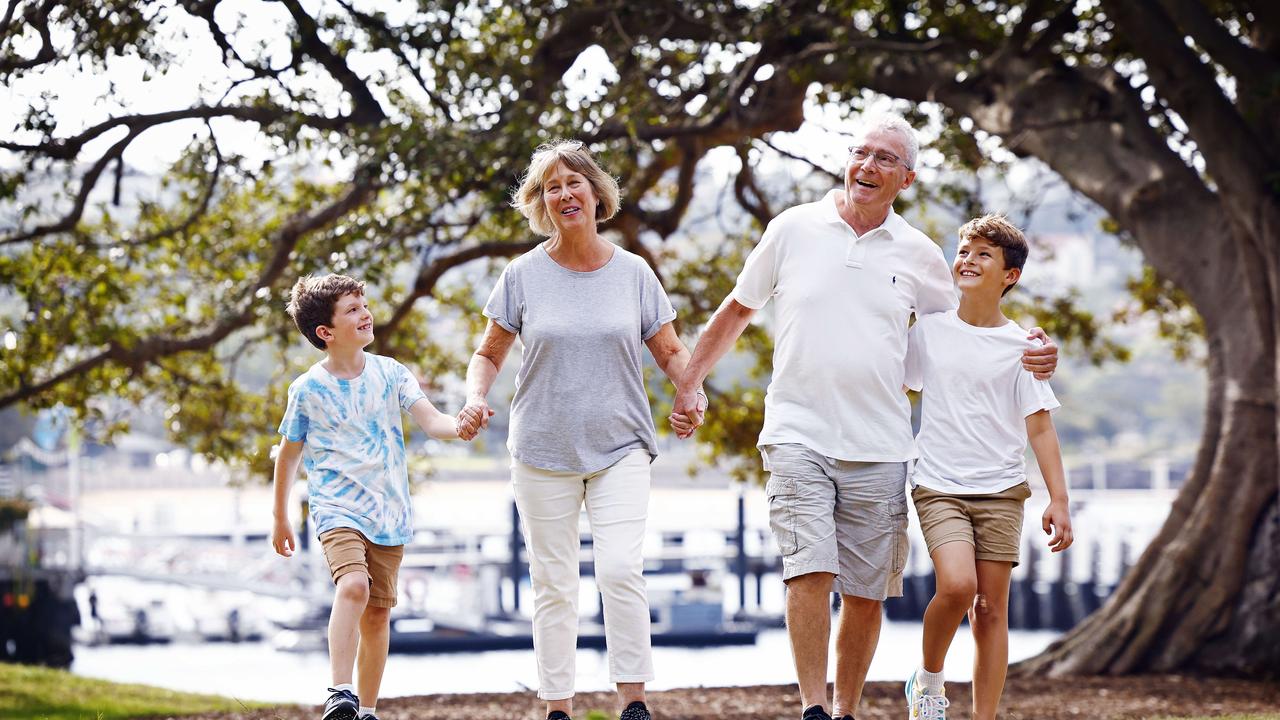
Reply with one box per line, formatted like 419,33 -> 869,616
484,243 -> 677,473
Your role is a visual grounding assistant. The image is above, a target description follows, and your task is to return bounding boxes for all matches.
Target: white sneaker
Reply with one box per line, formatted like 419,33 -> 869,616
905,673 -> 949,720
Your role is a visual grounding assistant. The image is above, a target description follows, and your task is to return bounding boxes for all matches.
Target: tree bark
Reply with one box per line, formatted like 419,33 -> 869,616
1017,250 -> 1279,678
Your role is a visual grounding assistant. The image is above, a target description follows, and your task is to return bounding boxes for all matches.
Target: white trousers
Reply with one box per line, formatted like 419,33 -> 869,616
512,449 -> 655,700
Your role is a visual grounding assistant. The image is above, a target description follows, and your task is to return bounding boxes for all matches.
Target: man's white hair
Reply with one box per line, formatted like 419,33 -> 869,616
859,112 -> 919,170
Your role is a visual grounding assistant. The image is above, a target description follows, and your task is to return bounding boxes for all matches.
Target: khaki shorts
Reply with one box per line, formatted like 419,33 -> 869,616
911,482 -> 1031,565
318,528 -> 405,608
762,444 -> 909,601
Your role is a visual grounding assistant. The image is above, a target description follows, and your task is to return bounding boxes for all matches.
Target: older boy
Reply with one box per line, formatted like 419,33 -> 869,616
903,215 -> 1073,720
271,274 -> 463,720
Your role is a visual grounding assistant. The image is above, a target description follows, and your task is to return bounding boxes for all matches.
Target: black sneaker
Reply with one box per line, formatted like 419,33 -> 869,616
547,713 -> 572,720
322,688 -> 359,720
802,706 -> 833,720
620,701 -> 651,720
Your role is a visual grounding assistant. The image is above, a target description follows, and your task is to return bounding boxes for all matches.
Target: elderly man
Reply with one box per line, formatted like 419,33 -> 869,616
672,114 -> 1057,720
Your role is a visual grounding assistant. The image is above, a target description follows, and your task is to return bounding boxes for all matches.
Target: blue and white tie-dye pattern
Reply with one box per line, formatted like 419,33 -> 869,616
278,353 -> 426,546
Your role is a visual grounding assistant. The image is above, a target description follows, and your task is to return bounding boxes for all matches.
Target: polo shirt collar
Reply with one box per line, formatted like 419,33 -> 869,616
822,189 -> 902,240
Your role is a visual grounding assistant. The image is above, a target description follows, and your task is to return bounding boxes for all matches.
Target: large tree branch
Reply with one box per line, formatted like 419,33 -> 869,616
733,143 -> 775,226
0,176 -> 378,408
179,0 -> 289,81
277,0 -> 385,124
331,0 -> 459,121
0,104 -> 345,160
1,127 -> 141,245
124,131 -> 225,247
1158,0 -> 1279,88
1103,1 -> 1276,195
378,239 -> 539,342
633,138 -> 703,238
0,0 -> 56,73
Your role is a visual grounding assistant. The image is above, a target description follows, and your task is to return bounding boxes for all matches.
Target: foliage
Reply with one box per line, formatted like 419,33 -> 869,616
0,1 -> 1231,484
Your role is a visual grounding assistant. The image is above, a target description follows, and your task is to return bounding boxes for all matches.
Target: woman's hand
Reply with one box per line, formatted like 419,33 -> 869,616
457,399 -> 493,441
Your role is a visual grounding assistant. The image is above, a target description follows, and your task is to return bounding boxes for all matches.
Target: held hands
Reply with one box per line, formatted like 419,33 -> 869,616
457,398 -> 494,441
1042,499 -> 1074,553
271,517 -> 297,558
1022,327 -> 1059,380
668,387 -> 709,440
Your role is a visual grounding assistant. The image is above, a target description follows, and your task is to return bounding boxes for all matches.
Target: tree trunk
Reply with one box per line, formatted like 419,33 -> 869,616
1017,309 -> 1280,677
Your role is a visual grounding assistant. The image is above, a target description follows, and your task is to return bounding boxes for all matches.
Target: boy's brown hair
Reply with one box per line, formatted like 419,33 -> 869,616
286,274 -> 366,350
958,213 -> 1028,296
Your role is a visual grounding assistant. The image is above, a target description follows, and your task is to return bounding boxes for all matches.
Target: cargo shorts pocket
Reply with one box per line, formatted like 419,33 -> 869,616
766,475 -> 799,556
886,499 -> 909,576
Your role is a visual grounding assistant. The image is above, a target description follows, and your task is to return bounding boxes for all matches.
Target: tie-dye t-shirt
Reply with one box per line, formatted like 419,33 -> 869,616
278,352 -> 427,546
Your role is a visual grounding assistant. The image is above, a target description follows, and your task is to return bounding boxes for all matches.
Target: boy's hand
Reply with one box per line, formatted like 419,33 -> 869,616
272,517 -> 298,558
457,399 -> 494,441
1022,327 -> 1059,380
1042,500 -> 1073,552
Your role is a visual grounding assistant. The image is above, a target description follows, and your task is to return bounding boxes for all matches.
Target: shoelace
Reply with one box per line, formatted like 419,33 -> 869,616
915,694 -> 949,720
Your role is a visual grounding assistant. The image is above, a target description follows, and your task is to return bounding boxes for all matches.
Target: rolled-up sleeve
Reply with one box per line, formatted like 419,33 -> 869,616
482,262 -> 522,334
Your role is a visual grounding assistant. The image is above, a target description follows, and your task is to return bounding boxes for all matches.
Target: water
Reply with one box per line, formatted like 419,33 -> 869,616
71,623 -> 1061,704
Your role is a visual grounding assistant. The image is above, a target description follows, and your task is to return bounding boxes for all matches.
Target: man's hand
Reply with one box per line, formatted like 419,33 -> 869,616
1023,327 -> 1059,380
271,517 -> 298,558
1042,499 -> 1074,553
457,399 -> 494,441
669,387 -> 707,440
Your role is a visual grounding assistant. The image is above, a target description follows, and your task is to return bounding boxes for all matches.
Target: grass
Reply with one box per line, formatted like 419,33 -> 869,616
0,662 -> 273,720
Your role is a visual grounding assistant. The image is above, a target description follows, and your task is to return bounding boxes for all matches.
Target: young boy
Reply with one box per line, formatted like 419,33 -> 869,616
902,215 -> 1073,720
271,274 -> 463,720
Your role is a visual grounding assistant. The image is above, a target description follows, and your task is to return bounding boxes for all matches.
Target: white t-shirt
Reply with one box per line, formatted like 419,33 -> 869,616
732,190 -> 956,462
904,310 -> 1060,495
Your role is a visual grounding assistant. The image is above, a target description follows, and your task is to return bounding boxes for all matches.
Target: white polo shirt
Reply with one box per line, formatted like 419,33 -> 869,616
731,189 -> 956,462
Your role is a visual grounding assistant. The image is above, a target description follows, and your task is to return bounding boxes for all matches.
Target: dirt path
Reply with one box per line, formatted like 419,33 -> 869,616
182,675 -> 1279,720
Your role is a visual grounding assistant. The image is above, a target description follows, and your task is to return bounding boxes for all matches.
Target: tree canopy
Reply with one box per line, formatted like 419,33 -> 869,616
1,0 -> 1135,475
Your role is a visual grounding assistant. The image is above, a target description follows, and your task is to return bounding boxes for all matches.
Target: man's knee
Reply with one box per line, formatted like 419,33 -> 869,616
839,594 -> 881,616
785,571 -> 835,596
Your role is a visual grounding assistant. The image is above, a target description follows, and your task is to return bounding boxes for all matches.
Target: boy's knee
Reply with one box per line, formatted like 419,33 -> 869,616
936,576 -> 978,606
362,604 -> 390,624
969,593 -> 1007,628
336,572 -> 371,604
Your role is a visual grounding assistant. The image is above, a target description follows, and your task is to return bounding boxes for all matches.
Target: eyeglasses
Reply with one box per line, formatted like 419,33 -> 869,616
848,146 -> 910,170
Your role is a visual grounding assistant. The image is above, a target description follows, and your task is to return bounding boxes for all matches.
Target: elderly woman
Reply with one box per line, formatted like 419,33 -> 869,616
458,140 -> 704,720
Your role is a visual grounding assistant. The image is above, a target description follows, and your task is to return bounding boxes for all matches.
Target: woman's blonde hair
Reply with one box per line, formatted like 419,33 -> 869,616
510,140 -> 622,236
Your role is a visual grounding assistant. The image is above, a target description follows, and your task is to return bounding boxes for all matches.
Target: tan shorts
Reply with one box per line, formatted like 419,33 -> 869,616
318,528 -> 405,608
911,482 -> 1031,566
